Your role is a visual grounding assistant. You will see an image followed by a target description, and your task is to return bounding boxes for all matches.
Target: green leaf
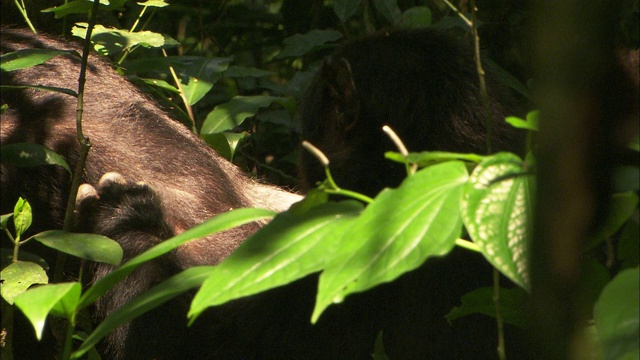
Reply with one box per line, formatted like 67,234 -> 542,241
72,24 -> 175,56
13,197 -> 32,239
189,202 -> 362,321
34,231 -> 123,266
446,287 -> 530,328
14,282 -> 81,340
313,161 -> 467,322
333,0 -> 362,22
1,143 -> 71,174
373,331 -> 390,360
1,213 -> 12,229
0,261 -> 48,304
594,268 -> 639,360
399,6 -> 432,29
201,96 -> 289,134
0,248 -> 49,272
0,49 -> 78,72
617,221 -> 639,270
42,0 -> 128,18
201,132 -> 248,161
179,57 -> 231,105
78,208 -> 275,310
385,150 -> 487,167
506,110 -> 540,131
0,85 -> 78,97
225,66 -> 273,78
72,266 -> 214,359
372,0 -> 402,25
461,153 -> 533,290
276,30 -> 343,59
137,0 -> 169,7
586,191 -> 639,249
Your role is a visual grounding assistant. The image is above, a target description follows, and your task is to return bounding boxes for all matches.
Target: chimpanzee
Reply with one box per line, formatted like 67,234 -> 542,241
0,28 -> 304,359
298,29 -> 526,196
2,27 -> 534,360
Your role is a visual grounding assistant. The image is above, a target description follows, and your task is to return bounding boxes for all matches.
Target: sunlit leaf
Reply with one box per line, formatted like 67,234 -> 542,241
34,231 -> 123,265
14,282 -> 81,340
0,261 -> 48,304
78,208 -> 274,310
0,49 -> 78,72
201,96 -> 290,134
189,202 -> 362,321
314,161 -> 467,322
461,153 -> 533,289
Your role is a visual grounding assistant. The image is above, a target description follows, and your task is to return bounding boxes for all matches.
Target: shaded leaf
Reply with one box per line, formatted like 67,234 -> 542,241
594,268 -> 639,360
276,30 -> 343,59
1,143 -> 71,173
446,287 -> 529,328
333,0 -> 362,22
399,6 -> 432,29
372,0 -> 402,25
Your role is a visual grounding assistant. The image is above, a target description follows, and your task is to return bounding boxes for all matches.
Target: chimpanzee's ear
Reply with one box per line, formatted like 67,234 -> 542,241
320,56 -> 359,131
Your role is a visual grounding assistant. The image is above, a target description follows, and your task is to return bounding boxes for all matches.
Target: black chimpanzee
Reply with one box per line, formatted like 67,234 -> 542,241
298,29 -> 526,196
1,27 -> 535,360
0,28 -> 303,360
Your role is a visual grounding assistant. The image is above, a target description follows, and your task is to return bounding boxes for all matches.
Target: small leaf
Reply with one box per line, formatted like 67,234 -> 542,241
594,268 -> 639,360
398,6 -> 432,29
225,66 -> 273,78
72,24 -> 176,55
372,0 -> 402,25
461,153 -> 533,289
333,0 -> 362,22
276,30 -> 343,59
13,197 -> 32,239
201,96 -> 289,134
1,143 -> 71,173
314,162 -> 467,322
1,213 -> 12,229
14,282 -> 81,340
586,191 -> 639,250
42,0 -> 127,18
385,151 -> 487,167
72,266 -> 214,359
137,0 -> 169,7
373,331 -> 390,360
446,287 -> 529,328
189,202 -> 362,321
34,231 -> 123,265
0,49 -> 78,72
506,110 -> 540,131
0,261 -> 48,304
201,132 -> 247,161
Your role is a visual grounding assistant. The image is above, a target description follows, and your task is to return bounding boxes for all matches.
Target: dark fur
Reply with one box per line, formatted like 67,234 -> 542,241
298,29 -> 525,196
0,28 -> 304,359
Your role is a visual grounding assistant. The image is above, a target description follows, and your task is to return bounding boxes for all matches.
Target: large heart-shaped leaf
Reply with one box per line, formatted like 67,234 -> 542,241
461,153 -> 533,289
